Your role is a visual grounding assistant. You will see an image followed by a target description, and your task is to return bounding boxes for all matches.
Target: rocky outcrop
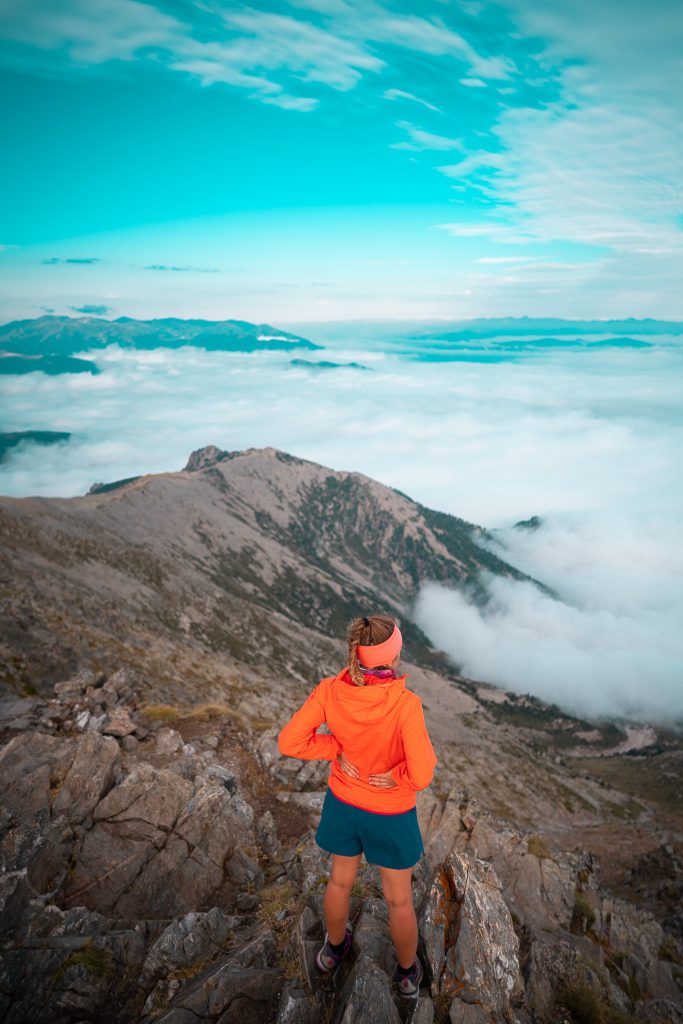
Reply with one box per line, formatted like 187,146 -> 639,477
419,852 -> 520,1023
0,667 -> 681,1024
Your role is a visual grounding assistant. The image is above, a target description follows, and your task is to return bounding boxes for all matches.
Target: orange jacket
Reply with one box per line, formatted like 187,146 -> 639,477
278,667 -> 437,814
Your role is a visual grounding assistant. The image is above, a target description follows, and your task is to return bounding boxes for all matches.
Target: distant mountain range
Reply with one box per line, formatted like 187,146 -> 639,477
0,315 -> 321,371
0,430 -> 71,463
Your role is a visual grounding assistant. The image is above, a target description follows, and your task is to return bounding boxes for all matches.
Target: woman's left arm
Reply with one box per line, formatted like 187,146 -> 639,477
278,680 -> 341,761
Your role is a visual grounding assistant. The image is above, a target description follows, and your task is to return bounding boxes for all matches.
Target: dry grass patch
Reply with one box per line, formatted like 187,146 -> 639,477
183,702 -> 233,722
527,834 -> 552,859
140,703 -> 182,723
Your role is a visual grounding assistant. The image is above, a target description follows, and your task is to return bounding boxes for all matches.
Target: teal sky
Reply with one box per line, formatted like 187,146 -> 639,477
1,0 -> 681,321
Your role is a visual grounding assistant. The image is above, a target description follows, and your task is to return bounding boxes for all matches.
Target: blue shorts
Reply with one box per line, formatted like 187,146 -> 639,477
315,787 -> 424,870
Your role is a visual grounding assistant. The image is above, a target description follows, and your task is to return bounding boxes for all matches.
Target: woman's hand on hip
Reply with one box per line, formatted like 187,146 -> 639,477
337,750 -> 359,779
368,769 -> 397,788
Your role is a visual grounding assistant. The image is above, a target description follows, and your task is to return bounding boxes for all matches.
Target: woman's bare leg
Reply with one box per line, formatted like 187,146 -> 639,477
323,853 -> 362,944
379,865 -> 418,968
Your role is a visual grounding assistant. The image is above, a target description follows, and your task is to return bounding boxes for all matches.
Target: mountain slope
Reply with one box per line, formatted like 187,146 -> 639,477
0,444 -> 532,696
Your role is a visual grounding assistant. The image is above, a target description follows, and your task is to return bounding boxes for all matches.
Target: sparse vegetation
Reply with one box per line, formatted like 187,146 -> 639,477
184,702 -> 233,722
557,981 -> 602,1024
256,881 -> 306,983
658,933 -> 683,965
257,881 -> 304,929
53,941 -> 114,984
140,703 -> 181,723
169,956 -> 212,982
571,889 -> 596,933
527,833 -> 552,859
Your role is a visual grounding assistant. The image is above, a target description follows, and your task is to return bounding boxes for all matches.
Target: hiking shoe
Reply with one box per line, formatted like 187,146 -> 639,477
315,921 -> 353,972
394,958 -> 423,999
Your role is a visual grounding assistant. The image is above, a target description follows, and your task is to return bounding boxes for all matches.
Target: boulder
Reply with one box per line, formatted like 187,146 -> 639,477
102,707 -> 137,738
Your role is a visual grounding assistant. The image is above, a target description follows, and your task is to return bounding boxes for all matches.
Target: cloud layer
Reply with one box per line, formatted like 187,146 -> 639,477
1,322 -> 681,724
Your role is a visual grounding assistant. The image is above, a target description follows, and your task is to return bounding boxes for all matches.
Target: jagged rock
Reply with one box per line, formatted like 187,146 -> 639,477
184,444 -> 225,472
257,809 -> 282,860
155,727 -> 183,756
143,978 -> 182,1018
224,925 -> 277,969
336,952 -> 401,1024
0,696 -> 41,725
53,668 -> 97,697
353,897 -> 394,974
419,852 -> 519,1024
226,847 -> 264,888
636,999 -> 683,1023
452,820 -> 578,932
284,834 -> 330,892
0,731 -> 65,819
290,902 -> 323,990
102,707 -> 137,737
274,980 -> 319,1024
154,963 -> 283,1024
141,907 -> 234,983
450,1003 -> 489,1023
525,934 -> 604,1019
51,731 -> 119,825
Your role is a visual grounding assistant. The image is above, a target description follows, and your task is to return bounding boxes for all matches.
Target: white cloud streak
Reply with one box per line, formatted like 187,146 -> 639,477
0,0 -> 513,111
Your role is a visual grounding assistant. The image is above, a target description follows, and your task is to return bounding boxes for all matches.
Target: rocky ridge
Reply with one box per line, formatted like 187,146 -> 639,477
1,667 -> 681,1024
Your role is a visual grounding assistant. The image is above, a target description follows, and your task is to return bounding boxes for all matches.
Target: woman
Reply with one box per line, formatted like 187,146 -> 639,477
277,613 -> 437,1000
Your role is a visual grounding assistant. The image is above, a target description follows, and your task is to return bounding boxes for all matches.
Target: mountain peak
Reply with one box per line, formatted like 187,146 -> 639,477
183,445 -> 234,472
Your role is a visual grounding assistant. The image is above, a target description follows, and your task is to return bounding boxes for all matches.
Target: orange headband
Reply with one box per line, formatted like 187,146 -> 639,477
357,624 -> 403,668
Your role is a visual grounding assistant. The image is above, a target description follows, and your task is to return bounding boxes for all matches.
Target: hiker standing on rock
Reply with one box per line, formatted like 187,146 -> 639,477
278,614 -> 437,1001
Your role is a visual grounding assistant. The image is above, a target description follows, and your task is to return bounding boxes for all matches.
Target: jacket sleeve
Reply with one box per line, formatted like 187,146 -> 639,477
278,680 -> 341,762
390,700 -> 437,791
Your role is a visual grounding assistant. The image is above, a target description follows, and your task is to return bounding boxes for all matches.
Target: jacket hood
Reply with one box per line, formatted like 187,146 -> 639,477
328,667 -> 408,726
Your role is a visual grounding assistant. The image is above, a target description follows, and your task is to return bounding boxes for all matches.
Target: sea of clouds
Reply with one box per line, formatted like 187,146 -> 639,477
1,324 -> 682,726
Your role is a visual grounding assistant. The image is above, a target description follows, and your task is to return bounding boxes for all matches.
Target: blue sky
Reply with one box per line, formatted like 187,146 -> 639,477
1,0 -> 682,321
